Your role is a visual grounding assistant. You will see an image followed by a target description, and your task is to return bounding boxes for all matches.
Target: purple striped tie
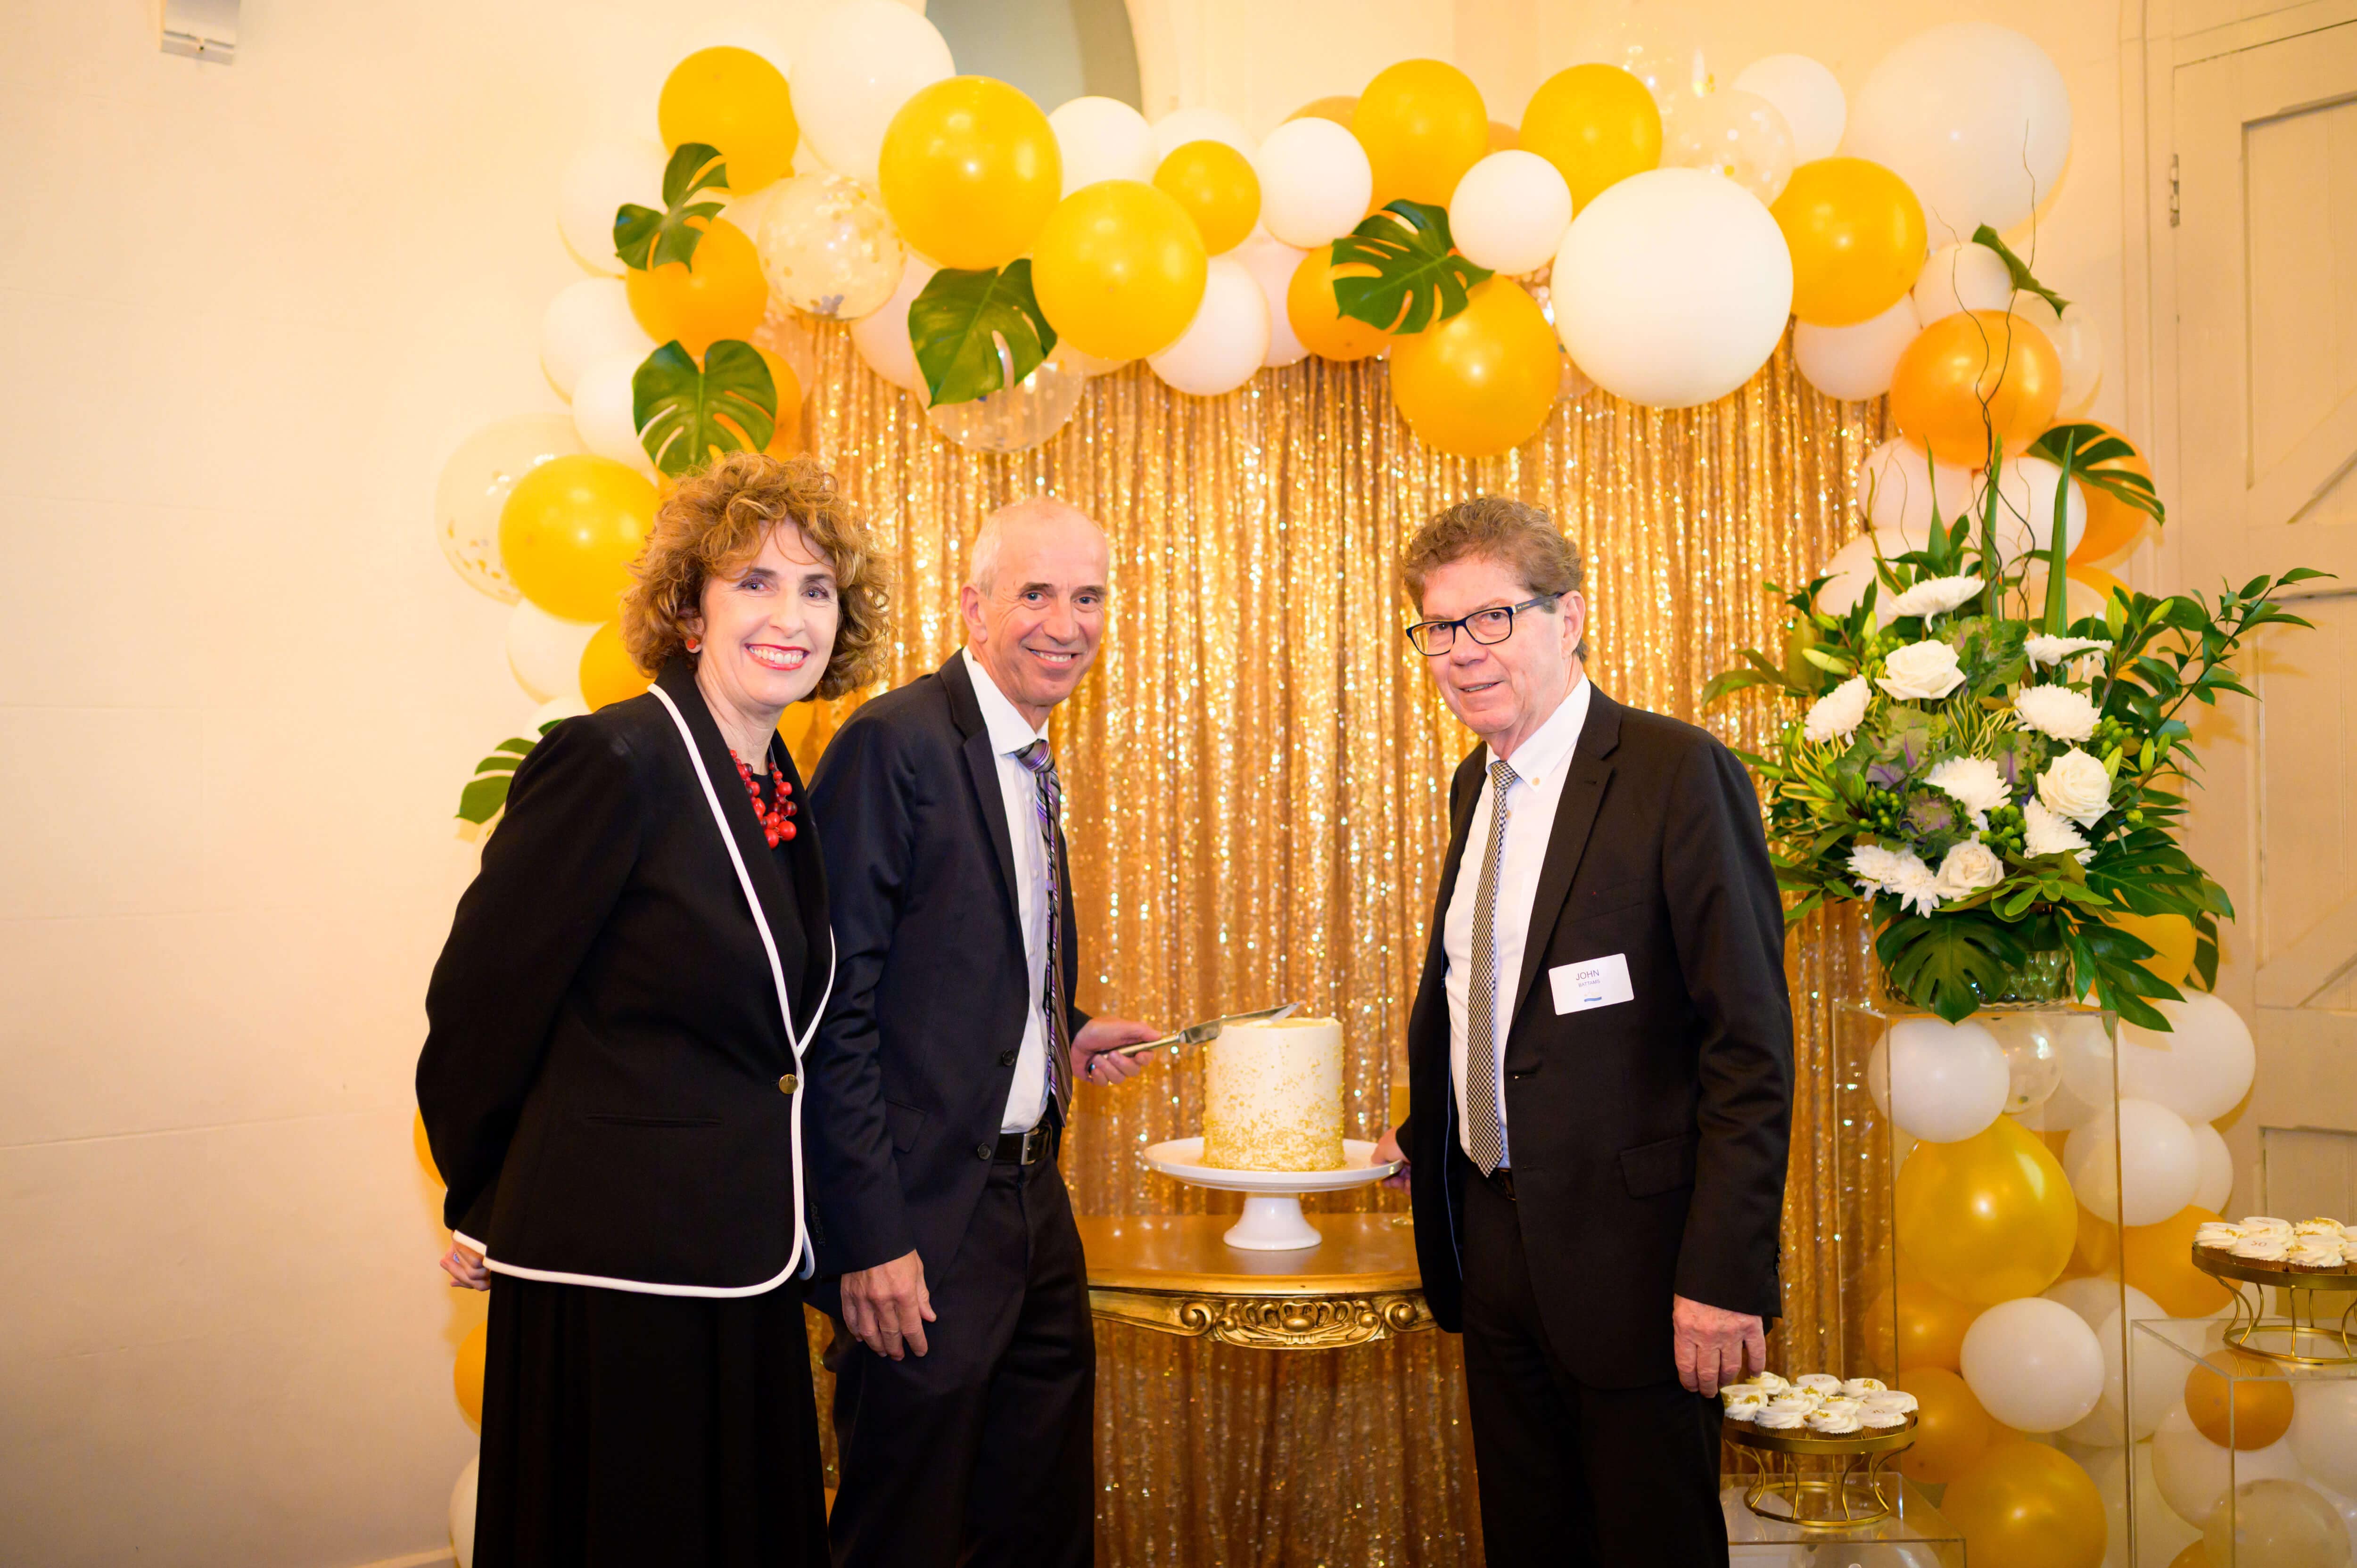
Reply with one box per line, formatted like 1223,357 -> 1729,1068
1017,740 -> 1071,1125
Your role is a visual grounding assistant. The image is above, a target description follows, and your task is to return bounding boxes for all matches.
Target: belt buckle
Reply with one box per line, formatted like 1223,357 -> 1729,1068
1022,1125 -> 1049,1165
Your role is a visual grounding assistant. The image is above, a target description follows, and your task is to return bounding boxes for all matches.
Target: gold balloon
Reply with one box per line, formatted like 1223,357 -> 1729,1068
1153,140 -> 1260,256
2169,1543 -> 2213,1568
1030,180 -> 1208,362
413,1109 -> 443,1187
578,622 -> 652,710
499,454 -> 659,624
2072,1205 -> 2119,1277
1388,279 -> 1561,458
454,1320 -> 487,1429
2065,421 -> 2158,565
1770,157 -> 1928,328
658,47 -> 798,192
877,76 -> 1061,271
1894,1115 -> 2076,1306
1942,1439 -> 2108,1568
1287,95 -> 1358,125
1352,58 -> 1489,208
1889,310 -> 2065,467
2113,910 -> 2196,989
1286,244 -> 1391,361
1518,64 -> 1661,211
1877,1268 -> 1979,1371
2185,1349 -> 2295,1450
2124,1206 -> 2235,1316
625,218 -> 770,358
1895,1366 -> 1993,1483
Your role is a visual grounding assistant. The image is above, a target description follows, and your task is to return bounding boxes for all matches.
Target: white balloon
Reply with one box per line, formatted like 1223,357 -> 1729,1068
2053,1010 -> 2120,1107
1151,106 -> 1254,164
2019,296 -> 2104,417
2191,1120 -> 2234,1214
1813,532 -> 1890,616
1732,54 -> 1846,163
556,139 -> 666,275
1960,1296 -> 2105,1432
1660,88 -> 1797,207
2295,1383 -> 2357,1499
2066,1098 -> 2200,1227
849,257 -> 936,396
1048,96 -> 1157,195
1255,118 -> 1373,250
2316,1484 -> 2357,1562
1856,436 -> 1978,535
2043,1274 -> 2122,1330
1795,296 -> 1920,401
1148,257 -> 1269,396
450,1455 -> 479,1568
1050,340 -> 1130,378
1550,167 -> 1793,409
1232,231 -> 1308,367
1870,1017 -> 2010,1143
2207,1478 -> 2356,1568
1845,23 -> 2073,240
2155,1408 -> 2307,1528
1983,1011 -> 2066,1113
505,600 -> 599,704
789,0 -> 954,188
2117,993 -> 2258,1125
571,352 -> 656,478
1912,242 -> 2016,324
1450,151 -> 1574,276
2098,1284 -> 2176,1439
539,279 -> 654,401
1979,454 -> 2087,558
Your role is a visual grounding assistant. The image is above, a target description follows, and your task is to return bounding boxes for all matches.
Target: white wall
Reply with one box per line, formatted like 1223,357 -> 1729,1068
0,1 -> 2140,1563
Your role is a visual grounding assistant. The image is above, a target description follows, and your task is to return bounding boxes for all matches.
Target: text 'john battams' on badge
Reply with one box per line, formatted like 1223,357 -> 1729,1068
1549,954 -> 1633,1015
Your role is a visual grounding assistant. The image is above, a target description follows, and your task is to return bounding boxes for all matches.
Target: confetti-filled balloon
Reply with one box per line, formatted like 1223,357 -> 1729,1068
754,173 -> 906,320
435,414 -> 587,603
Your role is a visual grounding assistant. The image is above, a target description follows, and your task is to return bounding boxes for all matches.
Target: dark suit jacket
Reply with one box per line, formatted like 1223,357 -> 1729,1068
1401,685 -> 1793,1385
416,656 -> 834,1294
803,653 -> 1088,1297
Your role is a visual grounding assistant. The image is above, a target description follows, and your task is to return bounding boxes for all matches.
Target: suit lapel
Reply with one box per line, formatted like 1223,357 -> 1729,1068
772,736 -> 832,1032
940,653 -> 1024,933
1424,749 -> 1487,979
1506,687 -> 1624,1034
656,658 -> 809,1034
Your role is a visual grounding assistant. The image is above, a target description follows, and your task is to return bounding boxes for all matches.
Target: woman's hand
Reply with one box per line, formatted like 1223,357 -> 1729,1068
842,1248 -> 934,1359
441,1241 -> 490,1291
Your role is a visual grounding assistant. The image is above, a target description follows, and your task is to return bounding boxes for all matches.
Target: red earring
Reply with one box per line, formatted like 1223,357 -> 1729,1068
685,636 -> 702,653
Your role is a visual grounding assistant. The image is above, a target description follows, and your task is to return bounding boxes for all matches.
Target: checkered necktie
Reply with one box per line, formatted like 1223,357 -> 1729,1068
1465,759 -> 1517,1175
1017,740 -> 1072,1125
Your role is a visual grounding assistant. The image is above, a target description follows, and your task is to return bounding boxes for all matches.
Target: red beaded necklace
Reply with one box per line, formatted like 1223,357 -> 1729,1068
728,747 -> 797,846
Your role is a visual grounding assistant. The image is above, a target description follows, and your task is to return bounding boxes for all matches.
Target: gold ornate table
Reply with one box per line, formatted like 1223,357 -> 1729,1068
1078,1213 -> 1435,1350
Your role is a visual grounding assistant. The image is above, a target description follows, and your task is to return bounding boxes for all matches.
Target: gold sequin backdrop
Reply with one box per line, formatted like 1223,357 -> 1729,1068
793,325 -> 1889,1565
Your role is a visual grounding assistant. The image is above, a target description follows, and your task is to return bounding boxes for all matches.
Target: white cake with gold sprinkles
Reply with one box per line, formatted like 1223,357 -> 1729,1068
1201,1016 -> 1344,1171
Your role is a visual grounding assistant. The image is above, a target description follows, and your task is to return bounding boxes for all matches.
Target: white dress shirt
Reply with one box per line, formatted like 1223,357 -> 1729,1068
964,648 -> 1056,1133
1443,675 -> 1591,1167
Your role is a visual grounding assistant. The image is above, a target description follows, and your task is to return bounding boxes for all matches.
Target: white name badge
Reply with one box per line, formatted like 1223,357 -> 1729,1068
1549,953 -> 1634,1015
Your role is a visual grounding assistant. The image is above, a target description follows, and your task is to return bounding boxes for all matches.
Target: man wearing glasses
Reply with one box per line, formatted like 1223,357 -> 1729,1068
1373,496 -> 1793,1567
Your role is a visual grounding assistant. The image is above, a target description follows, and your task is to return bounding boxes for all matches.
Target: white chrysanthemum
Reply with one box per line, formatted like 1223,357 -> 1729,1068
1803,676 -> 1871,745
1925,755 -> 2010,826
2014,683 -> 2100,743
1884,574 -> 1984,620
1887,851 -> 1944,917
1935,839 -> 2005,900
1848,842 -> 1905,896
2025,634 -> 2112,668
2023,799 -> 2093,863
2038,747 -> 2113,828
1876,639 -> 1966,701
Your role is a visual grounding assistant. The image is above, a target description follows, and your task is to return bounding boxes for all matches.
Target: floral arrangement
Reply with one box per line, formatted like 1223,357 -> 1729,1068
1707,426 -> 2323,1025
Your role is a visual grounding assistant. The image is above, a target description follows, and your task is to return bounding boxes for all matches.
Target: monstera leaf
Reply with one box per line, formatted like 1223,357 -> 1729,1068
1876,909 -> 2029,1023
909,261 -> 1057,407
632,340 -> 778,476
1329,201 -> 1492,335
1971,224 -> 2070,318
613,143 -> 729,270
455,724 -> 557,826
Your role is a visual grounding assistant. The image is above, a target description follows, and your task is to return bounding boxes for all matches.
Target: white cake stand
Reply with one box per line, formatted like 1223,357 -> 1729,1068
1143,1136 -> 1400,1251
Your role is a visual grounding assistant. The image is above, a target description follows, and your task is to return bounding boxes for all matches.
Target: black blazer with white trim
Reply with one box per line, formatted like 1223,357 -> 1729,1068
417,656 -> 834,1295
1399,686 -> 1794,1385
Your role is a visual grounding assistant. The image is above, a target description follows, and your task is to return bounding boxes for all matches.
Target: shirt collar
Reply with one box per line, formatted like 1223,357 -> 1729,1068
1486,673 -> 1590,787
963,646 -> 1050,756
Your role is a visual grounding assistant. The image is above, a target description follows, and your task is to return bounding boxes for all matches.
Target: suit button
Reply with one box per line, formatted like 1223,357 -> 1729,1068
998,1050 -> 1018,1067
975,1142 -> 995,1161
777,1073 -> 798,1094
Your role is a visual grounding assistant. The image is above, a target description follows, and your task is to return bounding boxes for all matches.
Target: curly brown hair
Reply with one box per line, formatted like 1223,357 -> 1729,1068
1400,495 -> 1589,660
620,451 -> 890,700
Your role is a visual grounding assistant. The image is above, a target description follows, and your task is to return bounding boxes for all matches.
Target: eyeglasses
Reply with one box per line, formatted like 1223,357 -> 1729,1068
1403,595 -> 1558,656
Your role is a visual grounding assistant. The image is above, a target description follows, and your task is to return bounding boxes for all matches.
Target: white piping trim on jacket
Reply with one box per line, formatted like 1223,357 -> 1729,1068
473,686 -> 835,1299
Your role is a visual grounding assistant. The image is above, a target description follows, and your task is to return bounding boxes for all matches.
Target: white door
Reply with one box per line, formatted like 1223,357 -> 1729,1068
2169,12 -> 2357,1209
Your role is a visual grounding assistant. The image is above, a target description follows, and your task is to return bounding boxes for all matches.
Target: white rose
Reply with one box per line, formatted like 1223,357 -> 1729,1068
2025,635 -> 2112,668
1848,842 -> 1904,895
2036,747 -> 2113,829
2014,683 -> 2100,743
1884,575 -> 1984,621
1924,755 -> 2010,825
1803,676 -> 1871,745
2022,799 -> 2093,863
1876,640 -> 1965,702
1887,851 -> 1944,917
1934,839 -> 2005,900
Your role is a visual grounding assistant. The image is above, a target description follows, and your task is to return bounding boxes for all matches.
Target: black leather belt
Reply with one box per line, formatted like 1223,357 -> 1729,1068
994,1125 -> 1053,1165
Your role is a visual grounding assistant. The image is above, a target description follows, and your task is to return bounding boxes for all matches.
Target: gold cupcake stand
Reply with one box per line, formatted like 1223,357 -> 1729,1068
2193,1245 -> 2357,1366
1723,1413 -> 1917,1530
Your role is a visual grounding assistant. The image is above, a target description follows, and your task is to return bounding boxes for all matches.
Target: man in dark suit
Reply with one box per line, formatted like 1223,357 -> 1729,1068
805,496 -> 1162,1568
1373,496 -> 1793,1567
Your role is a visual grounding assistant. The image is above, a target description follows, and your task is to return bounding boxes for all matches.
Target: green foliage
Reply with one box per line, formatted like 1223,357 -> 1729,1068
908,260 -> 1058,407
2030,423 -> 2164,544
613,144 -> 729,271
633,340 -> 778,476
455,725 -> 559,826
1329,201 -> 1493,335
1970,224 -> 2070,317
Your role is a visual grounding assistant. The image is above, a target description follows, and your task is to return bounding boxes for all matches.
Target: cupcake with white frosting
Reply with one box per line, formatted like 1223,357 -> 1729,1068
1863,1390 -> 1919,1415
2232,1230 -> 2293,1270
1805,1406 -> 1863,1434
2294,1217 -> 2348,1243
1750,1371 -> 1791,1396
1792,1373 -> 1844,1397
2195,1221 -> 2244,1251
2241,1216 -> 2294,1237
1721,1386 -> 1770,1420
1858,1405 -> 1910,1429
1753,1404 -> 1808,1430
1841,1377 -> 1887,1399
2290,1236 -> 2346,1272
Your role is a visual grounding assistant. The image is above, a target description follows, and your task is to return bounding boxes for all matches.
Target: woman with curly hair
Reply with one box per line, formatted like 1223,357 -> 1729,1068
418,451 -> 889,1566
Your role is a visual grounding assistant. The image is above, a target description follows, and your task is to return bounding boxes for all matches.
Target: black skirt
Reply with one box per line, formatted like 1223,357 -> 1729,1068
473,1274 -> 828,1567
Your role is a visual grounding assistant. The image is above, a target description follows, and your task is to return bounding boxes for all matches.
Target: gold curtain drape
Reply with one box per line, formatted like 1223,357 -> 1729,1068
795,325 -> 1889,1565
